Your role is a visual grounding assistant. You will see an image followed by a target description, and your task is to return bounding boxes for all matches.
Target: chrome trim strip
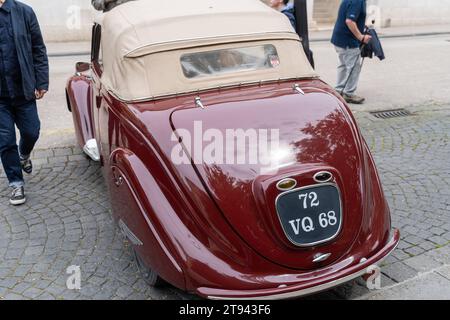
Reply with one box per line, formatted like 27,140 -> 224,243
274,183 -> 343,248
118,219 -> 143,246
207,233 -> 399,300
195,96 -> 205,109
209,267 -> 368,300
313,253 -> 332,263
108,76 -> 320,103
293,84 -> 305,95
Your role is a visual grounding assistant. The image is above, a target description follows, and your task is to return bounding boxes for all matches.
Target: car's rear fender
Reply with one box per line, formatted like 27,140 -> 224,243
109,148 -> 187,290
108,147 -> 292,293
66,75 -> 95,149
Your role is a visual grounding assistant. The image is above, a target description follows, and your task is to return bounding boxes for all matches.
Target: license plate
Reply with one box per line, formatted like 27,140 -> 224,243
275,184 -> 342,247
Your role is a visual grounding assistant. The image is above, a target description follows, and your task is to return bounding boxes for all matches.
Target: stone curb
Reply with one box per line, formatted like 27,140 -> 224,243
358,244 -> 450,300
357,264 -> 450,300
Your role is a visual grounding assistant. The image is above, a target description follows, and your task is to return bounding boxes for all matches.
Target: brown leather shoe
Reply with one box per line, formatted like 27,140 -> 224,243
343,94 -> 365,104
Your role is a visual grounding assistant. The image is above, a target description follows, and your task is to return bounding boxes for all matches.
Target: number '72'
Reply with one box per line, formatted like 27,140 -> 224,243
299,192 -> 320,209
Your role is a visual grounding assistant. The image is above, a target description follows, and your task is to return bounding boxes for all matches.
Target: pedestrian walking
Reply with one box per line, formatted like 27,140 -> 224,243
331,0 -> 371,104
91,0 -> 136,13
0,0 -> 48,205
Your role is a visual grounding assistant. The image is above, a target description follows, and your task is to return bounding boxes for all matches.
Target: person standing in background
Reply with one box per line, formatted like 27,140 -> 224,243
331,0 -> 371,104
0,0 -> 48,205
269,0 -> 296,30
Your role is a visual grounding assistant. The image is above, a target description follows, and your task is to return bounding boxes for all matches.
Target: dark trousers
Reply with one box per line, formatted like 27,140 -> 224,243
0,98 -> 40,188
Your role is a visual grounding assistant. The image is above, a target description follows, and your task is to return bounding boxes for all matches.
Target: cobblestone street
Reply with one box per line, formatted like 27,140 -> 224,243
0,151 -> 191,300
0,103 -> 448,300
344,105 -> 450,299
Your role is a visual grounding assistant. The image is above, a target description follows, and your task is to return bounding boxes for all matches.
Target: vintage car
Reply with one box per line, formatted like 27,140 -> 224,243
66,0 -> 400,299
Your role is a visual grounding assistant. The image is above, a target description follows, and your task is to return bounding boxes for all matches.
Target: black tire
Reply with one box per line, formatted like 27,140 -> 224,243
133,249 -> 166,287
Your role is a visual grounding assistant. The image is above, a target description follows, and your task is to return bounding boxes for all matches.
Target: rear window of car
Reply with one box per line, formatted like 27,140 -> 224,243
180,44 -> 280,79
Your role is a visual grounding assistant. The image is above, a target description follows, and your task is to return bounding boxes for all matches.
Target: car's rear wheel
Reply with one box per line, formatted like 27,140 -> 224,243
133,249 -> 166,287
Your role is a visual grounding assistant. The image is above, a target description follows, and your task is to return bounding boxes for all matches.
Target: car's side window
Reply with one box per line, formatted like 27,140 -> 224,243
91,24 -> 103,74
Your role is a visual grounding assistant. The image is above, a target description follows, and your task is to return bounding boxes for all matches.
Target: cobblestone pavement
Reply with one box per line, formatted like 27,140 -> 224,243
0,150 -> 191,300
0,105 -> 449,300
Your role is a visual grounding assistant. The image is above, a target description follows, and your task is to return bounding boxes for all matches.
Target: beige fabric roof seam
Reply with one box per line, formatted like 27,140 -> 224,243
126,32 -> 302,57
99,0 -> 318,102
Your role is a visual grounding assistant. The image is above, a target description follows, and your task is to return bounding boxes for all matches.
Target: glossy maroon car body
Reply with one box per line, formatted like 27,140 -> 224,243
66,27 -> 399,301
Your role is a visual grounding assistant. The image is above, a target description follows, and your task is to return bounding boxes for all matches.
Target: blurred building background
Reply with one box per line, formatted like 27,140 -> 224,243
310,0 -> 450,29
264,0 -> 450,28
20,0 -> 96,41
20,0 -> 450,42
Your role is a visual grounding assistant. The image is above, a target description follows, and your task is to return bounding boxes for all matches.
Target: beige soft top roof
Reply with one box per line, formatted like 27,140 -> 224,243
98,0 -> 318,101
100,0 -> 298,56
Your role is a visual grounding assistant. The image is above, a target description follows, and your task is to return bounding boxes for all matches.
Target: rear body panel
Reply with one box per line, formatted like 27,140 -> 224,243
169,84 -> 365,270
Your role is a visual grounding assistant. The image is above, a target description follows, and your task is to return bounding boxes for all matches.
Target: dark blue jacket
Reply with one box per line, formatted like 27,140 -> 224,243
331,0 -> 367,49
281,3 -> 296,31
1,0 -> 22,98
361,28 -> 385,61
4,0 -> 49,101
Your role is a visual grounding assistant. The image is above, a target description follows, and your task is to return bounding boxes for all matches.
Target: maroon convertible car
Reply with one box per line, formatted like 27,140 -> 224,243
66,0 -> 399,299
